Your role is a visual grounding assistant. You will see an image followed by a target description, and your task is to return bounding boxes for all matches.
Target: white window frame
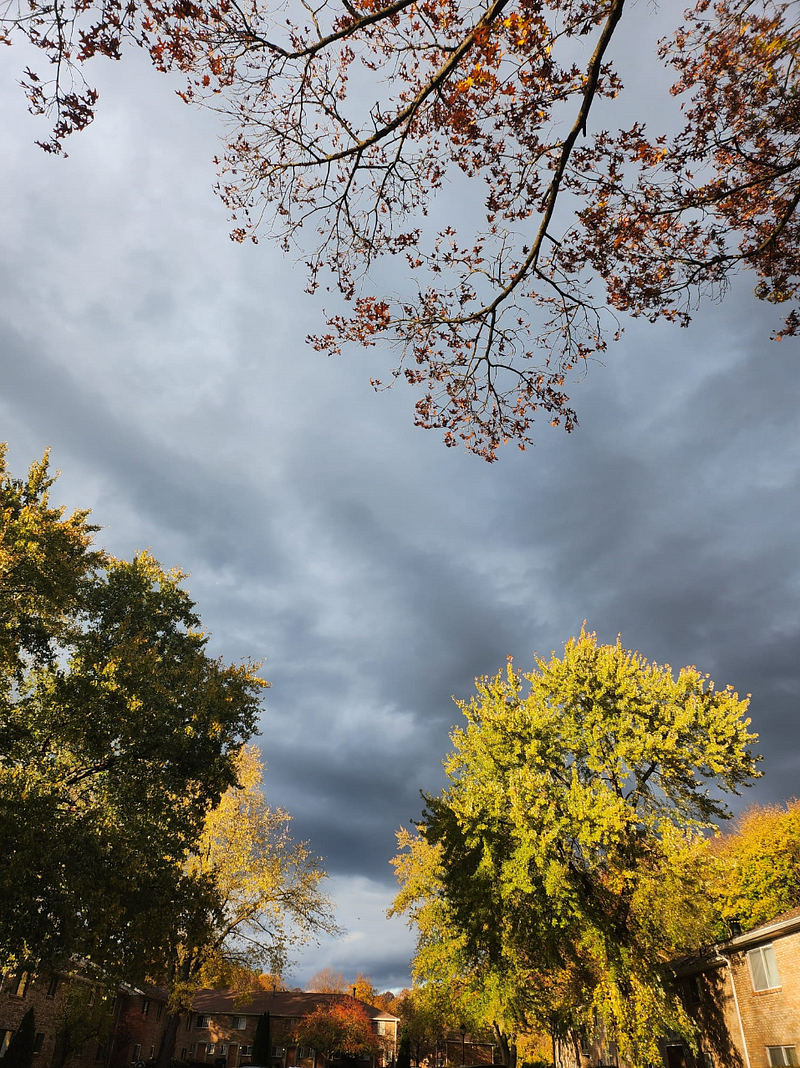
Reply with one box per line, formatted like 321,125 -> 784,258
232,1017 -> 247,1030
747,944 -> 781,991
767,1047 -> 799,1067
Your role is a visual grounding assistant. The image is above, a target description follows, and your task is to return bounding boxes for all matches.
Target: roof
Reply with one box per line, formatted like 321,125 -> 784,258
671,905 -> 800,976
739,904 -> 800,934
192,990 -> 399,1022
721,904 -> 800,950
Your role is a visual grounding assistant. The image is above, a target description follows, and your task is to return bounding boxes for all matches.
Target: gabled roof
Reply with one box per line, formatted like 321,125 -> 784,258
192,990 -> 399,1022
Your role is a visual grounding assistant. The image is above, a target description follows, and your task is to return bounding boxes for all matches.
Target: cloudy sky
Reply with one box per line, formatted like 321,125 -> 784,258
2,0 -> 799,992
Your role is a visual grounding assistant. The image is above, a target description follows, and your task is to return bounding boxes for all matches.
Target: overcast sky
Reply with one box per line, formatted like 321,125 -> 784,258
2,0 -> 799,993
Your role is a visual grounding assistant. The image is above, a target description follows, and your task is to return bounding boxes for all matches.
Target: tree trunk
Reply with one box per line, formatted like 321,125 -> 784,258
156,1012 -> 182,1068
490,1025 -> 516,1068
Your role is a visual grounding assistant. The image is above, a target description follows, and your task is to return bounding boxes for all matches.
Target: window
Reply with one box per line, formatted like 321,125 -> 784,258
181,1052 -> 188,1063
687,976 -> 701,1004
232,1017 -> 247,1030
46,976 -> 60,998
149,1047 -> 155,1060
207,1045 -> 216,1056
133,1044 -> 143,1063
33,1033 -> 45,1055
219,1045 -> 229,1055
186,1016 -> 194,1031
157,1005 -> 163,1021
376,1022 -> 386,1036
768,1048 -> 799,1067
241,1047 -> 253,1057
197,1016 -> 212,1029
12,971 -> 30,998
142,999 -> 151,1017
748,945 -> 781,991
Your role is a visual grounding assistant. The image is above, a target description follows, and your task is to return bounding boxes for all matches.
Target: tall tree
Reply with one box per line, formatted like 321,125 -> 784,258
3,1008 -> 35,1068
3,3 -> 799,456
404,631 -> 759,1066
0,451 -> 267,977
155,746 -> 339,1068
251,1014 -> 272,1066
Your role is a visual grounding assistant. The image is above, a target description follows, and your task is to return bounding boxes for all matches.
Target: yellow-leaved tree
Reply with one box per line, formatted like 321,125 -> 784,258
710,799 -> 800,932
396,630 -> 760,1067
156,746 -> 339,1067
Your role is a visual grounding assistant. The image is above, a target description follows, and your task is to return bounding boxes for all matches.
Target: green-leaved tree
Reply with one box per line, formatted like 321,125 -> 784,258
396,630 -> 760,1067
0,449 -> 267,979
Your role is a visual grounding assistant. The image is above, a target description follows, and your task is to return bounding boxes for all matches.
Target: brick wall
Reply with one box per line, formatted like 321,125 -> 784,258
0,970 -> 170,1068
727,928 -> 800,1067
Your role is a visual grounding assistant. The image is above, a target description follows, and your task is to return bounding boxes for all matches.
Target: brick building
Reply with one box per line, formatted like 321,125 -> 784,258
181,990 -> 399,1068
670,906 -> 800,1068
0,969 -> 170,1068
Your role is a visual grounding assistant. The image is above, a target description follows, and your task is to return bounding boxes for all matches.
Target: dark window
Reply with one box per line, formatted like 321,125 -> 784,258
767,1048 -> 799,1067
46,976 -> 60,999
33,1034 -> 45,1055
142,999 -> 151,1017
157,1005 -> 163,1021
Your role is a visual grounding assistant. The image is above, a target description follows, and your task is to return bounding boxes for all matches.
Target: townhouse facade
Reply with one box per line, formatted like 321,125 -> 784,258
0,969 -> 170,1068
669,906 -> 800,1068
1,977 -> 397,1068
182,990 -> 399,1068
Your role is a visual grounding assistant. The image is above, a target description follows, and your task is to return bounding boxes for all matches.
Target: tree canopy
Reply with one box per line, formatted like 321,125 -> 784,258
393,631 -> 760,1066
0,449 -> 267,977
291,999 -> 381,1065
2,0 -> 798,456
709,798 -> 800,932
180,744 -> 339,989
